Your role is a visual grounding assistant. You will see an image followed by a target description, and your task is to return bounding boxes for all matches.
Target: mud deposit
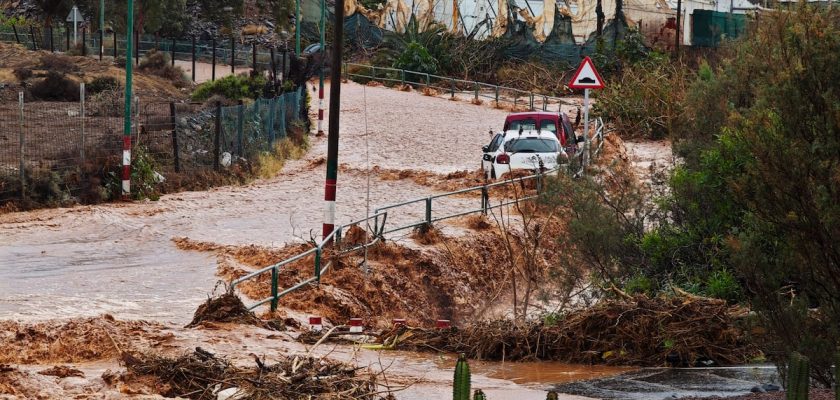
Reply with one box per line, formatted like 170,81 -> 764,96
177,214 -> 567,327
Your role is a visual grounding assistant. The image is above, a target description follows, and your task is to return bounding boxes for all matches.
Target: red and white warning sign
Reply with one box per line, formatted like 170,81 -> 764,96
568,56 -> 605,90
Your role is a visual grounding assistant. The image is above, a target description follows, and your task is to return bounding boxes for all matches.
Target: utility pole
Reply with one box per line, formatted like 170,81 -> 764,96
122,0 -> 134,198
100,0 -> 105,58
323,0 -> 344,239
317,0 -> 325,135
295,0 -> 301,54
675,0 -> 682,53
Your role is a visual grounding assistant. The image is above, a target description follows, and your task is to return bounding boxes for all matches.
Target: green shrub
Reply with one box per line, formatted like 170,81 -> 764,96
704,269 -> 740,303
87,76 -> 121,94
393,42 -> 438,75
30,71 -> 80,101
191,74 -> 267,102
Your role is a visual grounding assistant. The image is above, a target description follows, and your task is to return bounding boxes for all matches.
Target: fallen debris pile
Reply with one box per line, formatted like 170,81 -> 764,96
122,348 -> 385,400
187,290 -> 279,330
370,295 -> 758,367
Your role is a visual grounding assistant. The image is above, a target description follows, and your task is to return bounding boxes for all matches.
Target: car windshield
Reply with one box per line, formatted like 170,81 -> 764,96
508,118 -> 537,131
504,138 -> 558,153
541,120 -> 558,135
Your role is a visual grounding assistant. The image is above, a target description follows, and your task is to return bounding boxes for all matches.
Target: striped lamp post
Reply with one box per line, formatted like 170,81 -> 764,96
323,0 -> 344,239
122,0 -> 134,198
317,0 -> 326,135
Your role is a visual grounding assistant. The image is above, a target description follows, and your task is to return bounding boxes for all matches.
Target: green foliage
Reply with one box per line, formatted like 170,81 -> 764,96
595,55 -> 688,139
472,389 -> 486,400
192,74 -> 267,102
704,269 -> 740,303
647,5 -> 840,386
453,354 -> 471,400
624,274 -> 654,295
393,42 -> 438,75
105,146 -> 161,201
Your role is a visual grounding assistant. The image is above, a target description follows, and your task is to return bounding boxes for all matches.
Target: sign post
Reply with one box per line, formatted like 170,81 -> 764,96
568,56 -> 605,167
66,6 -> 84,47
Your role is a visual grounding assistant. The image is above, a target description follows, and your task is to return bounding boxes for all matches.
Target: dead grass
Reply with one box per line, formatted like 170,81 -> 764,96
411,224 -> 445,245
255,137 -> 310,179
421,87 -> 439,96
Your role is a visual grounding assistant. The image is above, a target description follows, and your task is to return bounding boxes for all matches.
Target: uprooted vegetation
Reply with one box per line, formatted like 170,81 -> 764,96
175,208 -> 571,327
121,348 -> 386,400
369,294 -> 760,367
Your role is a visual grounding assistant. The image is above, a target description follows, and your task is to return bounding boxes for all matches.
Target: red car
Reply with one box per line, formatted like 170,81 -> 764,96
503,111 -> 577,149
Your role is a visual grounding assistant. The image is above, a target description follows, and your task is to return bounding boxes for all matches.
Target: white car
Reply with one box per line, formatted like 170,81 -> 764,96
481,130 -> 565,180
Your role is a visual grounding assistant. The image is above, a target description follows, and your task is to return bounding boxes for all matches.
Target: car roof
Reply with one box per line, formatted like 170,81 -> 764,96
505,112 -> 560,119
501,130 -> 559,142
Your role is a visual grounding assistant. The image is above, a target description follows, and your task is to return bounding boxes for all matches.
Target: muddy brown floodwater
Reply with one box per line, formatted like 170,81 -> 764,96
0,81 -> 515,323
1,79 -> 676,400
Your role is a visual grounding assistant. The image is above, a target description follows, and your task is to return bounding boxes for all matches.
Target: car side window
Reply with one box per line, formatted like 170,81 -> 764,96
488,134 -> 504,152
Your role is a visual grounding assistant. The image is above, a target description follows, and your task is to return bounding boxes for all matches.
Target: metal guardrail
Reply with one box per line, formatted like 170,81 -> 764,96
343,63 -> 576,113
232,118 -> 607,312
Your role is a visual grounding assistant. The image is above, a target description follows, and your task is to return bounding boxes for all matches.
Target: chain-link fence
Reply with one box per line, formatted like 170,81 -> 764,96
0,86 -> 307,207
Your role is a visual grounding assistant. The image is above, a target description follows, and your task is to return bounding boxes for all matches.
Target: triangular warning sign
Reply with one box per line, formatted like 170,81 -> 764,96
568,57 -> 605,90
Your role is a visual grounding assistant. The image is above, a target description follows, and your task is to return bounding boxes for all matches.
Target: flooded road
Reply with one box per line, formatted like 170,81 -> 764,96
0,82 -> 509,323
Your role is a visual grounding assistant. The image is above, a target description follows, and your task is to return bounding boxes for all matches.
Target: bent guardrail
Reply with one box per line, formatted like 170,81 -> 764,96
232,119 -> 608,312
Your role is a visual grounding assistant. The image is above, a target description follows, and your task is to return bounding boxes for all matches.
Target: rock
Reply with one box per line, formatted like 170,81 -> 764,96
750,385 -> 765,393
762,383 -> 781,392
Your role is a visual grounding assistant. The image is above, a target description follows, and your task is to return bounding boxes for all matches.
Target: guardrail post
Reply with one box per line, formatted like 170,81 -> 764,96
425,197 -> 433,227
474,82 -> 479,102
400,69 -> 405,85
371,65 -> 376,80
270,266 -> 279,312
425,73 -> 430,87
543,96 -> 548,111
495,86 -> 499,105
481,186 -> 489,215
529,92 -> 534,110
315,248 -> 322,282
450,78 -> 455,99
335,226 -> 343,249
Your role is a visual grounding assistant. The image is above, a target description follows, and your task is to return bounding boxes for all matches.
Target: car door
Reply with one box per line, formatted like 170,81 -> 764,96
482,133 -> 504,172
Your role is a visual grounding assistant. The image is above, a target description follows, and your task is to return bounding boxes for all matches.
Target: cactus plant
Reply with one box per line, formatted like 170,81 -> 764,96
453,353 -> 471,400
835,352 -> 840,400
473,389 -> 487,400
786,352 -> 810,400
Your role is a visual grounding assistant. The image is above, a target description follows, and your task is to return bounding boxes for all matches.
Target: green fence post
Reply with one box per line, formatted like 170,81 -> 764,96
481,186 -> 489,215
315,248 -> 322,282
450,78 -> 455,98
371,65 -> 376,81
495,86 -> 499,105
426,73 -> 430,87
401,69 -> 405,85
237,100 -> 244,155
268,97 -> 276,143
425,197 -> 433,227
270,266 -> 279,312
214,101 -> 221,171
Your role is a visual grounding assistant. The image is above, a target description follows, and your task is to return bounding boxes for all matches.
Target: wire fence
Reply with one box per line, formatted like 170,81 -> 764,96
0,86 -> 307,206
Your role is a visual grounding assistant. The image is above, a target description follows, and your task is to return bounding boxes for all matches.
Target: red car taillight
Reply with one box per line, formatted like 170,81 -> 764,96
496,154 -> 510,164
